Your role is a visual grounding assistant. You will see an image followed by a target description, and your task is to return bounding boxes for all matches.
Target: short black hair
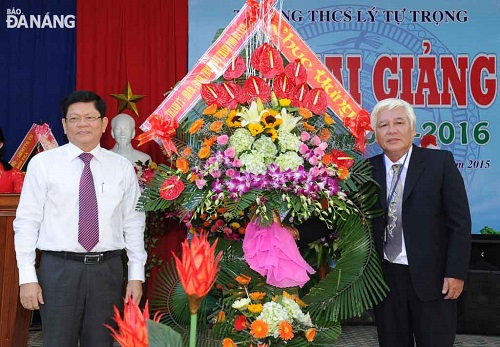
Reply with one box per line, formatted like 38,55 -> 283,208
60,90 -> 106,118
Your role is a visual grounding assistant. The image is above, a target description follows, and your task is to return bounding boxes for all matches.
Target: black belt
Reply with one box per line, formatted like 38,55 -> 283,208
42,250 -> 123,264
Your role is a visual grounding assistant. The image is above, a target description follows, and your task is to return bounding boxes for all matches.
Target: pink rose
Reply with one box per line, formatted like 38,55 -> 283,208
217,135 -> 229,145
311,135 -> 321,146
300,131 -> 311,141
195,178 -> 207,189
299,144 -> 309,155
224,147 -> 236,158
309,156 -> 319,166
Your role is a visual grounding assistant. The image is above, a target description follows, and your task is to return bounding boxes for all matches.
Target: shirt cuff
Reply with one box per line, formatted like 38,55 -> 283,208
18,265 -> 38,285
127,262 -> 145,282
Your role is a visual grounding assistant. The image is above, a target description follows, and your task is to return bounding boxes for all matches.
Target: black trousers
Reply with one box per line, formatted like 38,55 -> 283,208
374,261 -> 457,347
38,252 -> 124,347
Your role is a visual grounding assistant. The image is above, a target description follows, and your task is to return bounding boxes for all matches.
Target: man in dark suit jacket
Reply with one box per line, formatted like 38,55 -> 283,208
368,98 -> 471,347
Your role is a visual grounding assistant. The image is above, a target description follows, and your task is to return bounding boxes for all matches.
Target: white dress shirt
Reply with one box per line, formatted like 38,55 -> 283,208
383,146 -> 412,265
14,143 -> 147,284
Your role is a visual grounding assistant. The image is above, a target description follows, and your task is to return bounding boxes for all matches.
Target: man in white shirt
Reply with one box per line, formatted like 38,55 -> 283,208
14,90 -> 147,347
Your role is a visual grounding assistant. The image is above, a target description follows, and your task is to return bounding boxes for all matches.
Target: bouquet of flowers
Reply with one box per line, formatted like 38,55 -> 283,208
214,274 -> 317,347
143,43 -> 358,228
140,39 -> 386,346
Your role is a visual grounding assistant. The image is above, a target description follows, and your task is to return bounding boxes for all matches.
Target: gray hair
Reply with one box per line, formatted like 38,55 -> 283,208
370,98 -> 417,131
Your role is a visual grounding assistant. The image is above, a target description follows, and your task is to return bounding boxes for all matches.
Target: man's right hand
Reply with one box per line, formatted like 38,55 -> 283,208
20,283 -> 44,310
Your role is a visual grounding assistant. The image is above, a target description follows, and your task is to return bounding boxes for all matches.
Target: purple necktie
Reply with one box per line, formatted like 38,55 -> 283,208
78,153 -> 99,251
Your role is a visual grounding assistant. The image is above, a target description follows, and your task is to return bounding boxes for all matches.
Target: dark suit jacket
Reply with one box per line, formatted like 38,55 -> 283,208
369,145 -> 471,301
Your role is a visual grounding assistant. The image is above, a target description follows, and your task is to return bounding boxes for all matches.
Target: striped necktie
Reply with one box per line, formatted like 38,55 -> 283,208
78,153 -> 99,251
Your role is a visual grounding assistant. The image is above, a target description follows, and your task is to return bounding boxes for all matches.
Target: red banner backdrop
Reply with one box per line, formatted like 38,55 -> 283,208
75,0 -> 188,164
74,0 -> 189,295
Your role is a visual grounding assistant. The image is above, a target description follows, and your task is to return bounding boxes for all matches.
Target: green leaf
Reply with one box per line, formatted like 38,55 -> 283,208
147,319 -> 184,347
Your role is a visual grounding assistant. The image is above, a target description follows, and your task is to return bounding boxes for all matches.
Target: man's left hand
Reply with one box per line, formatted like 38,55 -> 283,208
125,280 -> 143,304
442,277 -> 464,300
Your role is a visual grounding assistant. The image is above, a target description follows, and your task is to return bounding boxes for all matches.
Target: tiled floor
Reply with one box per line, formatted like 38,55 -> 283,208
28,325 -> 500,346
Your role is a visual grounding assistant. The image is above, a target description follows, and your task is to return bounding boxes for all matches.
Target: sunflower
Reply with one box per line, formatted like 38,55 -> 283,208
248,122 -> 264,136
260,109 -> 282,128
226,110 -> 242,127
266,128 -> 278,142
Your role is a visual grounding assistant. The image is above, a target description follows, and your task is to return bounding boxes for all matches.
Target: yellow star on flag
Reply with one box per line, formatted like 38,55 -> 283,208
110,81 -> 145,117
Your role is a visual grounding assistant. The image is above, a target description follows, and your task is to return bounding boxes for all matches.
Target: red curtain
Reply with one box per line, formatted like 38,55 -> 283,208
76,0 -> 188,164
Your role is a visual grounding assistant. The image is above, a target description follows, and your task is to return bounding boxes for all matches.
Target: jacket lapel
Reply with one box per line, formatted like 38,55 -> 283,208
371,154 -> 387,208
403,145 -> 424,202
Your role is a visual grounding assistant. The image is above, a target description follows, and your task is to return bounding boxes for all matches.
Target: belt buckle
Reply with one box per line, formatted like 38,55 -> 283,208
84,254 -> 103,264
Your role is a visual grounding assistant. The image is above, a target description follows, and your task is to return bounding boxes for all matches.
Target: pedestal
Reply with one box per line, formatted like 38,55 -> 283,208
0,194 -> 32,347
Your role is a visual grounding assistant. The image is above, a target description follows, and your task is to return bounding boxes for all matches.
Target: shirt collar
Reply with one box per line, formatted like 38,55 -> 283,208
67,142 -> 104,162
383,145 -> 413,171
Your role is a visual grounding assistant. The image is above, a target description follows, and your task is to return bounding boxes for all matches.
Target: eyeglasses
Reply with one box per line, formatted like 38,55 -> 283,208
65,116 -> 103,124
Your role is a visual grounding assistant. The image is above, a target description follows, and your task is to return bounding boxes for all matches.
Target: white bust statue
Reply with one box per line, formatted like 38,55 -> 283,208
111,113 -> 152,166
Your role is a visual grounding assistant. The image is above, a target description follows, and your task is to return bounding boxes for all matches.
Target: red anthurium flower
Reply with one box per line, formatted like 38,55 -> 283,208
243,76 -> 272,103
234,315 -> 249,331
160,176 -> 185,200
290,83 -> 310,108
284,58 -> 307,85
328,149 -> 355,169
220,82 -> 246,110
303,88 -> 328,115
140,167 -> 155,184
251,43 -> 284,78
273,73 -> 294,99
223,55 -> 246,80
106,297 -> 162,347
201,83 -> 230,107
173,231 -> 223,314
250,43 -> 267,71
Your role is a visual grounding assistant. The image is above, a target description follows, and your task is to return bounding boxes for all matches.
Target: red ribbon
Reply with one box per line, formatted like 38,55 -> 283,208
136,114 -> 179,157
343,109 -> 372,153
